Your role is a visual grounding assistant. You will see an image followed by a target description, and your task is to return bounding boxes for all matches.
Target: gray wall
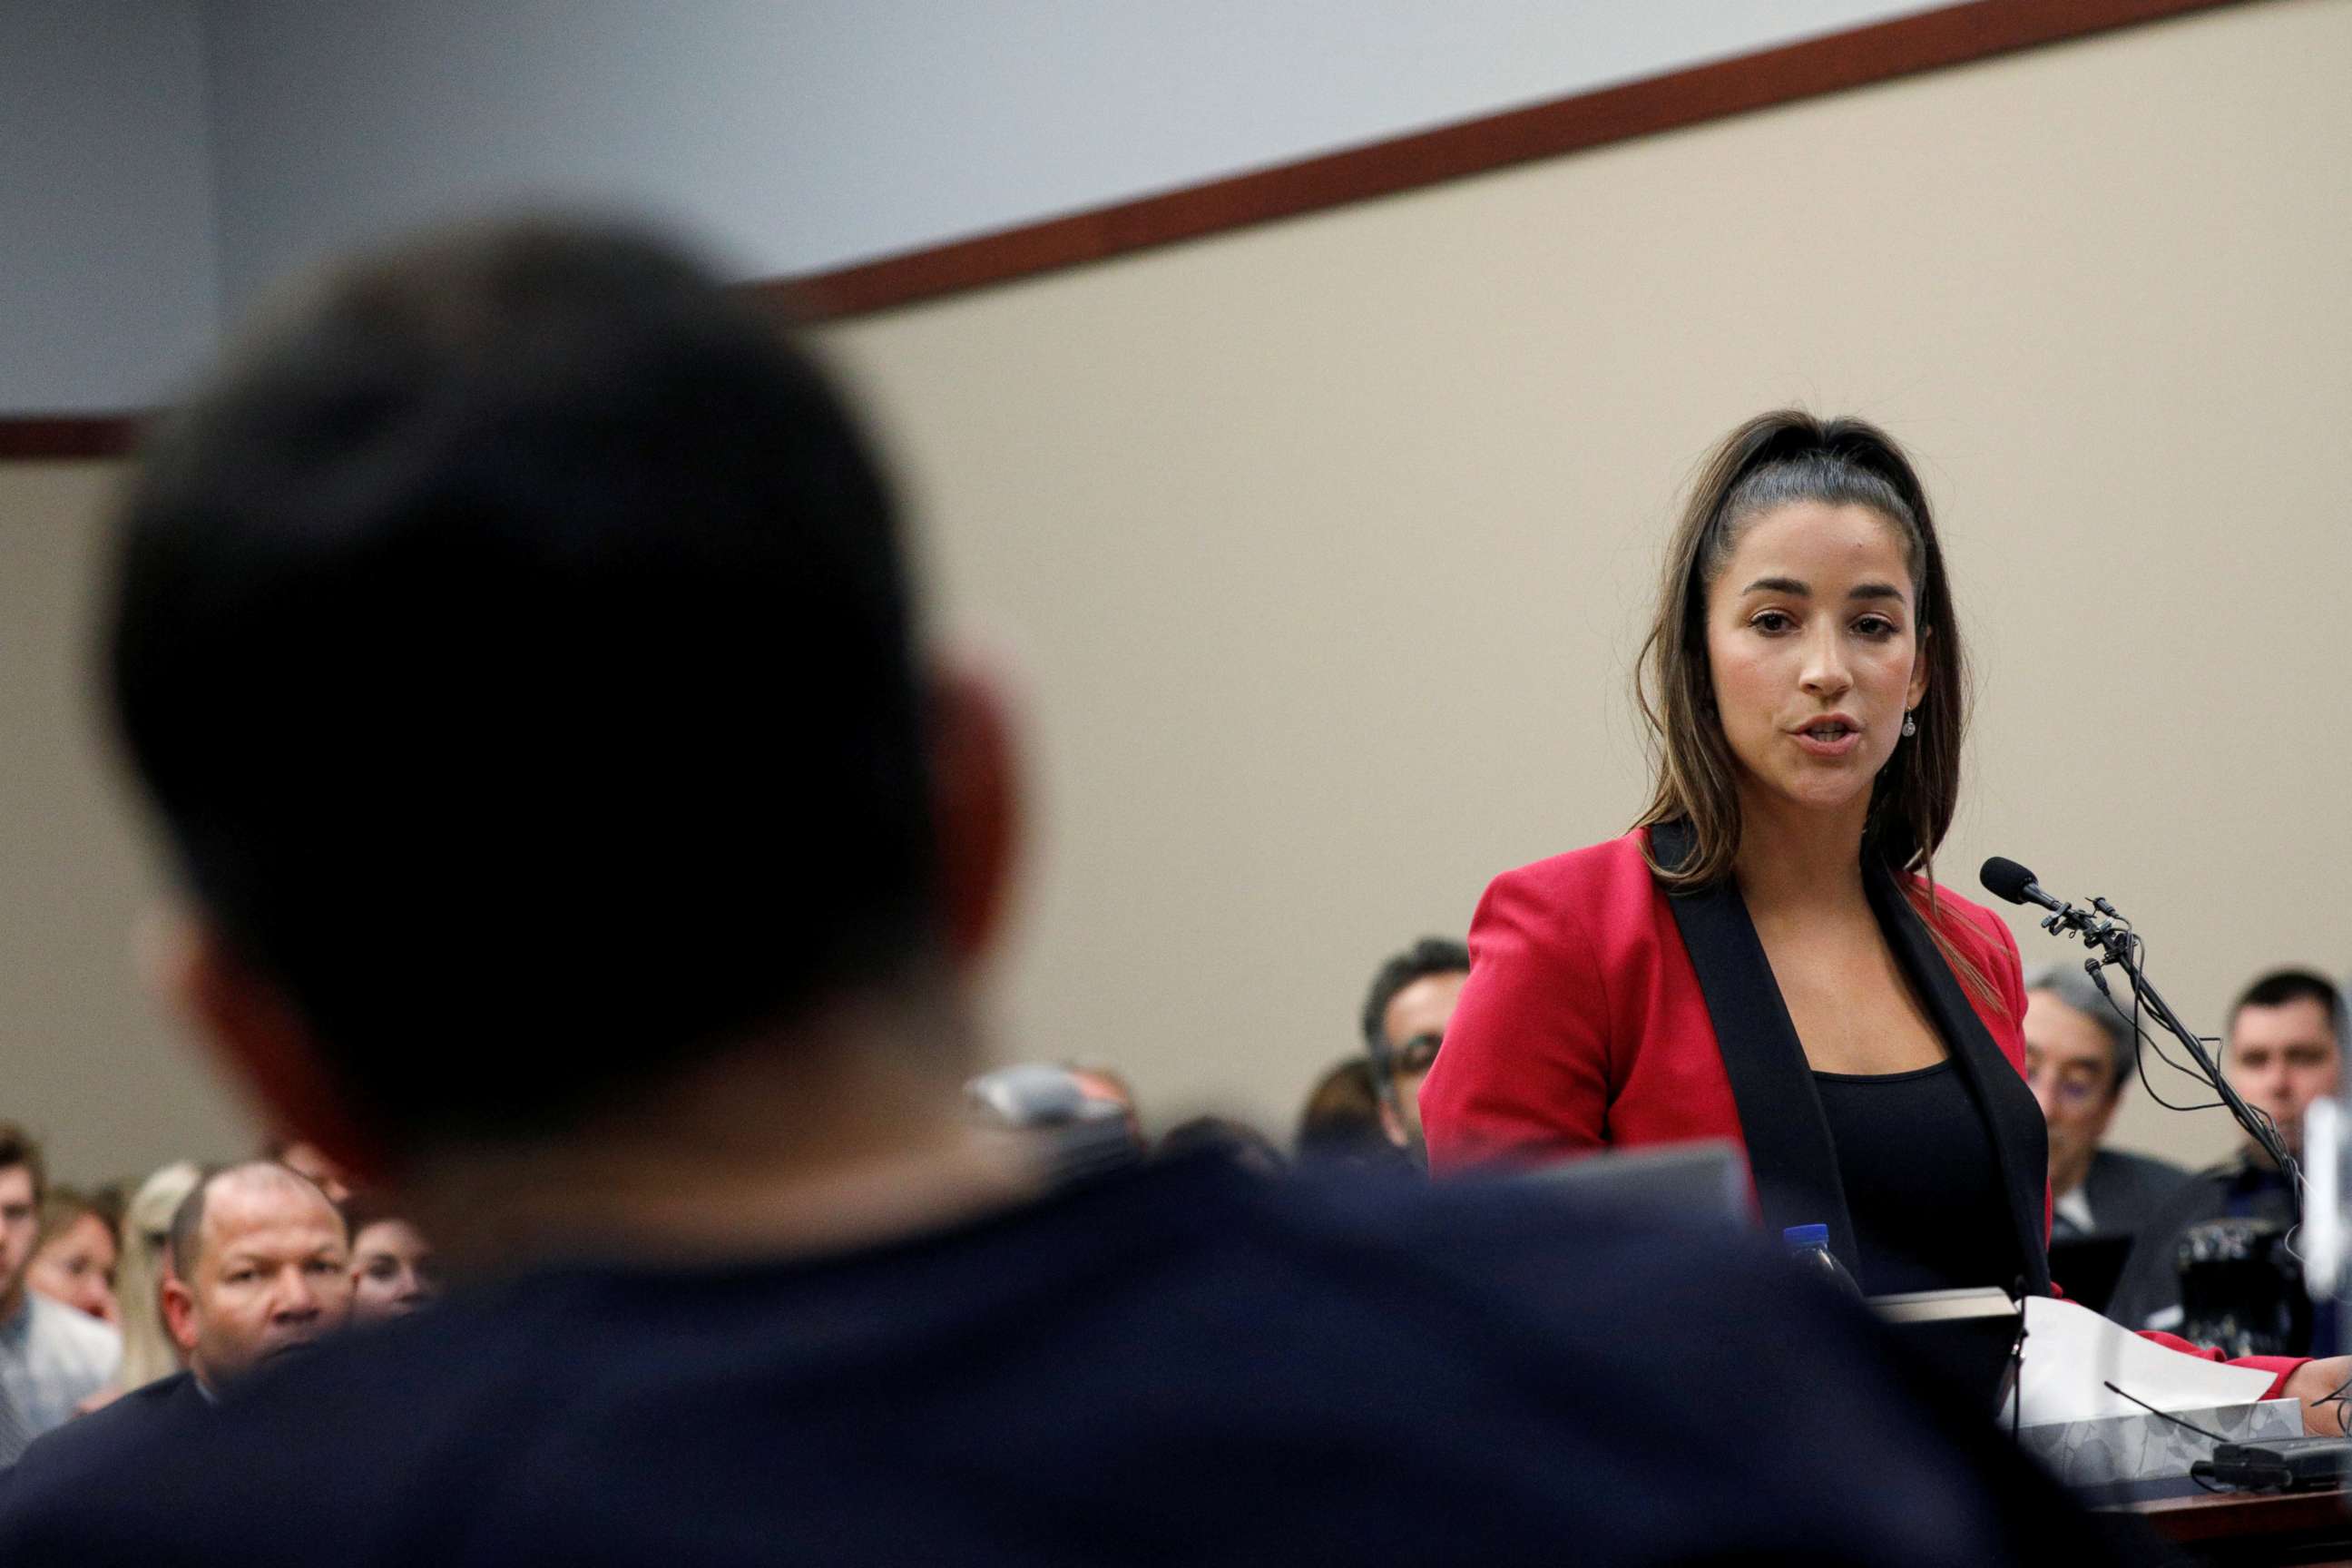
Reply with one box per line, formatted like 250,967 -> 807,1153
201,0 -> 1932,313
0,3 -> 220,410
1,0 -> 1934,408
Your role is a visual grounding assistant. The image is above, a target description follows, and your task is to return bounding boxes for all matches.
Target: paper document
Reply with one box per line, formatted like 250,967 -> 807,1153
2011,1295 -> 2276,1426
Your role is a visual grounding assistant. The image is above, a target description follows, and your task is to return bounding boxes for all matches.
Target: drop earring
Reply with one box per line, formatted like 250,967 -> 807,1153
1902,711 -> 1917,738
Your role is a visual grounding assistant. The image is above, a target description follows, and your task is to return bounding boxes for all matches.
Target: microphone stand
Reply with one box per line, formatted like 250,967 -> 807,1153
2034,893 -> 2298,1182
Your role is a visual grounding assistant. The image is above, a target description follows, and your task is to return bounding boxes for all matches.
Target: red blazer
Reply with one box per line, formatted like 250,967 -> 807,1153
1422,827 -> 2031,1182
1420,825 -> 2307,1391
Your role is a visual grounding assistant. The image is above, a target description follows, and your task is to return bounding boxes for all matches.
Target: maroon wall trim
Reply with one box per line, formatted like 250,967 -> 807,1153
0,416 -> 142,461
769,0 -> 2247,322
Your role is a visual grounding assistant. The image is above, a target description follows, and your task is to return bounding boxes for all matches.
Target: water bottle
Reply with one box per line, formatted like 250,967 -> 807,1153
1784,1223 -> 1863,1299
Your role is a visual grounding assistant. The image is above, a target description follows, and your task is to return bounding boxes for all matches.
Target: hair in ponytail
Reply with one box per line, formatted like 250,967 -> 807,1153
1632,410 -> 1991,999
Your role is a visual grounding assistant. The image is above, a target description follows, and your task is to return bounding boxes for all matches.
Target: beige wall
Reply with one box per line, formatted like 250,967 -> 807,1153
5,0 -> 2347,1184
815,0 -> 2352,1168
0,463 -> 253,1186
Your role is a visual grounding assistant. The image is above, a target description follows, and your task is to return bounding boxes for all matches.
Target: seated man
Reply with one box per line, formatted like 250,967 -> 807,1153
5,1163 -> 350,1490
2107,969 -> 2341,1342
0,216 -> 2174,1562
1359,937 -> 1468,1163
2024,963 -> 2187,1244
0,1128 -> 118,1464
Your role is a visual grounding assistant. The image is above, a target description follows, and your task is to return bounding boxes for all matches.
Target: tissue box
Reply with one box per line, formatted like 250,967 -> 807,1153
2022,1396 -> 2304,1488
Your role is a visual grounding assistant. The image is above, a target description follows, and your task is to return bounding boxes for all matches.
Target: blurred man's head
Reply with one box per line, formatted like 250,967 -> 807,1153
109,220 -> 1012,1183
1358,939 -> 1470,1150
2225,970 -> 2342,1162
2022,965 -> 2134,1200
0,1122 -> 44,1318
163,1162 -> 350,1390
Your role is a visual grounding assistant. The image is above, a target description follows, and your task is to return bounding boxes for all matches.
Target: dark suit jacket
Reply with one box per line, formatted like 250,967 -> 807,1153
2058,1147 -> 2190,1242
3,1371 -> 209,1498
1421,824 -> 2053,1291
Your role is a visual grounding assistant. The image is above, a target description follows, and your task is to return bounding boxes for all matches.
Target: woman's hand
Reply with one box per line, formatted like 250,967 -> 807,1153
2280,1357 -> 2352,1435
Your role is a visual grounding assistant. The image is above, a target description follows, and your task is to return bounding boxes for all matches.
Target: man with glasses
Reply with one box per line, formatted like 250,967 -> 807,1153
2023,963 -> 2187,1248
1360,938 -> 1468,1166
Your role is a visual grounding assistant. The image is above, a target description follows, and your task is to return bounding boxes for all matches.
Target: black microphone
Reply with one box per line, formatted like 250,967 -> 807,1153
1979,857 -> 2066,915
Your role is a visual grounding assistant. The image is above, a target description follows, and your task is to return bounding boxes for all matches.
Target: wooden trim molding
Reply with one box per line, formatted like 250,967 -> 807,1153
772,0 -> 2250,322
0,415 -> 143,461
0,0 -> 2255,456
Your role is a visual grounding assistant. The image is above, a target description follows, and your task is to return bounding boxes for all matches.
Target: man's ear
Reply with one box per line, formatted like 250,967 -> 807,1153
160,1273 -> 199,1357
927,656 -> 1024,966
139,908 -> 394,1183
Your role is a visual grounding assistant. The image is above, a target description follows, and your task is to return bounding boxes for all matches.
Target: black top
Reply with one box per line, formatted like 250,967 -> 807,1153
1650,821 -> 2054,1296
0,1154 -> 2125,1566
1814,1061 -> 2026,1297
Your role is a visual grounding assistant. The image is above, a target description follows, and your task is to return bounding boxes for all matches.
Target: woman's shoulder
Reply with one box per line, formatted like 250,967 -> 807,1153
1473,829 -> 1669,950
1485,828 -> 1658,900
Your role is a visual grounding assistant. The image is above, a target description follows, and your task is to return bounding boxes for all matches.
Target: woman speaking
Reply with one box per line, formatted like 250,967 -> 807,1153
1423,410 -> 2032,1292
1417,410 -> 2347,1416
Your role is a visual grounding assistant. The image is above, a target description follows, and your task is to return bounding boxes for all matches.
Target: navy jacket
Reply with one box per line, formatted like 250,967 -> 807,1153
0,1156 -> 2141,1565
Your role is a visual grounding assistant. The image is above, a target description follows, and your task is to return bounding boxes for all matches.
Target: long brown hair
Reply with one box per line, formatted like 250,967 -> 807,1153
1632,411 -> 1991,997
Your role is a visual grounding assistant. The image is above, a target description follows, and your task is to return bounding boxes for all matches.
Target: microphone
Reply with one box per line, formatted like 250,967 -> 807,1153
1987,852 -> 2302,1184
1979,857 -> 2066,915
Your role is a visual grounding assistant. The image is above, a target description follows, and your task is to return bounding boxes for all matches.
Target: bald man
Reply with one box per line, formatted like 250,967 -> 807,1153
3,1163 -> 349,1491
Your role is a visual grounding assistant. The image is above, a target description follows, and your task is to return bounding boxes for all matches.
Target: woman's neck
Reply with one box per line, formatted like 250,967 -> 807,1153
1731,786 -> 1874,916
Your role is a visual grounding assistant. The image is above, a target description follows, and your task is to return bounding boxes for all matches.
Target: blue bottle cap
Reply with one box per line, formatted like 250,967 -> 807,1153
1782,1223 -> 1829,1247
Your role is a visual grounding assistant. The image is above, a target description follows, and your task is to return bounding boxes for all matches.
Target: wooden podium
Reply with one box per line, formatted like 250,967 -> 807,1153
2109,1486 -> 2352,1563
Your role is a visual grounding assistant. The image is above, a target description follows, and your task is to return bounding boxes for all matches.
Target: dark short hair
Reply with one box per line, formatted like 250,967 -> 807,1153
107,219 -> 938,1152
1155,1116 -> 1284,1174
1358,937 -> 1471,1053
2230,970 -> 2344,1041
0,1122 -> 45,1208
167,1161 -> 346,1282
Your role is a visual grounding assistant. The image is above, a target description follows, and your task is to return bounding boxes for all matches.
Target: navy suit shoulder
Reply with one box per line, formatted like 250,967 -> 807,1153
2082,1148 -> 2191,1238
5,1371 -> 208,1496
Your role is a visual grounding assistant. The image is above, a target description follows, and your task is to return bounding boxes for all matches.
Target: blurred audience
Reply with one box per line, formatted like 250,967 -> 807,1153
1357,937 -> 1469,1163
1154,1116 -> 1284,1177
1059,1063 -> 1143,1147
112,1161 -> 200,1393
2108,969 -> 2342,1340
965,1064 -> 1143,1186
26,1187 -> 120,1325
6,1162 -> 351,1488
0,1126 -> 120,1465
1295,1058 -> 1409,1168
344,1198 -> 440,1326
2022,963 -> 2186,1244
266,1139 -> 353,1206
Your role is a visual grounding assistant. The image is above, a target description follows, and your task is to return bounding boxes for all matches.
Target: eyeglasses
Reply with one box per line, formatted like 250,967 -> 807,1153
2025,1059 -> 2108,1108
1387,1032 -> 1443,1076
